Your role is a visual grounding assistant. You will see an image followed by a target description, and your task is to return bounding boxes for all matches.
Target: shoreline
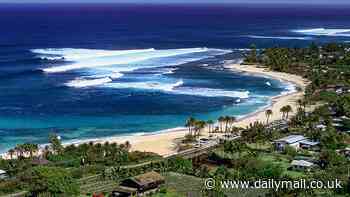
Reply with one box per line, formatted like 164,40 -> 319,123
0,63 -> 309,159
227,64 -> 309,128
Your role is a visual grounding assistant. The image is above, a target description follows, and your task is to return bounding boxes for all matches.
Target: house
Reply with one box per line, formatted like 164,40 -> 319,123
274,135 -> 306,151
332,123 -> 343,127
299,140 -> 320,151
274,135 -> 319,151
0,169 -> 8,180
337,148 -> 350,159
111,171 -> 165,197
290,160 -> 315,172
315,124 -> 327,131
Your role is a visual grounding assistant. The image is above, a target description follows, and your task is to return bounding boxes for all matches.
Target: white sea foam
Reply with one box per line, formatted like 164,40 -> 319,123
175,88 -> 249,98
246,35 -> 313,40
32,48 -> 156,61
280,82 -> 297,95
233,48 -> 252,51
105,79 -> 249,99
38,56 -> 64,61
33,47 -> 231,88
35,48 -> 219,73
162,68 -> 178,75
105,80 -> 184,92
293,28 -> 350,37
65,77 -> 112,88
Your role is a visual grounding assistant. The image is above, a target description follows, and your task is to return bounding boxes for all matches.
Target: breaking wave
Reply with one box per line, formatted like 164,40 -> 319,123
105,80 -> 184,92
174,87 -> 250,98
245,35 -> 313,40
33,47 -> 231,90
31,47 -> 250,100
32,48 -> 228,73
65,77 -> 113,88
105,80 -> 249,98
293,28 -> 350,37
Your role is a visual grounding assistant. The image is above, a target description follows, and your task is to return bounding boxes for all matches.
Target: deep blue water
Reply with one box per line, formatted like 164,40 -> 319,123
1,4 -> 350,152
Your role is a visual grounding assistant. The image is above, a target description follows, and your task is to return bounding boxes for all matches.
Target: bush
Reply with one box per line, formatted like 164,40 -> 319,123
0,180 -> 21,195
284,145 -> 297,157
24,166 -> 79,196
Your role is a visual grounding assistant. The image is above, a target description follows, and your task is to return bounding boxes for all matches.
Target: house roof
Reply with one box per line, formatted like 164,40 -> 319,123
299,140 -> 320,146
275,135 -> 306,144
0,169 -> 6,174
291,160 -> 314,167
131,171 -> 165,187
316,124 -> 326,129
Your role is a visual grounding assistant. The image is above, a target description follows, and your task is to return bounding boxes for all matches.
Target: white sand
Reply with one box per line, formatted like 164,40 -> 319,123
89,64 -> 310,156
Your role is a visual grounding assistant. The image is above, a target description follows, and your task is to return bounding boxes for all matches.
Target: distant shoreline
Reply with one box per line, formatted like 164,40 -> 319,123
1,63 -> 309,159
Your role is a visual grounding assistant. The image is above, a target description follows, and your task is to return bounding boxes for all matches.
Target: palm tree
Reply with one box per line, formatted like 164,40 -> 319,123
124,141 -> 131,151
28,143 -> 38,158
230,116 -> 236,129
297,99 -> 304,109
265,109 -> 273,124
206,120 -> 214,133
43,145 -> 50,159
218,116 -> 225,132
103,141 -> 110,157
8,149 -> 15,160
194,121 -> 206,137
224,116 -> 231,133
284,105 -> 293,119
280,106 -> 287,120
14,145 -> 24,158
185,117 -> 196,136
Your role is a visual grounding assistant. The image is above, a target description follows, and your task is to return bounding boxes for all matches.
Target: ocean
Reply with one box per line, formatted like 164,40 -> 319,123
1,3 -> 350,152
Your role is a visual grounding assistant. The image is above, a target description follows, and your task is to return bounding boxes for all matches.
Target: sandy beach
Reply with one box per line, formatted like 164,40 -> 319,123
1,63 -> 309,159
80,63 -> 309,156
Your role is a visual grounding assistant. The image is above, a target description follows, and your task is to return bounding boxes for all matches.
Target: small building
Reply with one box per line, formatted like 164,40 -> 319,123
299,140 -> 320,151
274,135 -> 306,151
316,124 -> 327,131
290,160 -> 315,172
111,171 -> 165,197
341,116 -> 350,120
0,169 -> 8,180
332,123 -> 343,127
337,148 -> 350,159
274,135 -> 319,151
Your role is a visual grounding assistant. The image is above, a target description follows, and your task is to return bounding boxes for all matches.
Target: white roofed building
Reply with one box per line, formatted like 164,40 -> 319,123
291,160 -> 315,172
0,169 -> 8,180
274,135 -> 319,151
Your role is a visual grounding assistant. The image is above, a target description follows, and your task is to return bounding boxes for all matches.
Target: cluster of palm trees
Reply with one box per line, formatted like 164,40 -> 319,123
185,117 -> 208,137
217,116 -> 237,133
8,143 -> 39,159
280,105 -> 293,120
65,141 -> 131,165
185,115 -> 237,138
264,105 -> 293,125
